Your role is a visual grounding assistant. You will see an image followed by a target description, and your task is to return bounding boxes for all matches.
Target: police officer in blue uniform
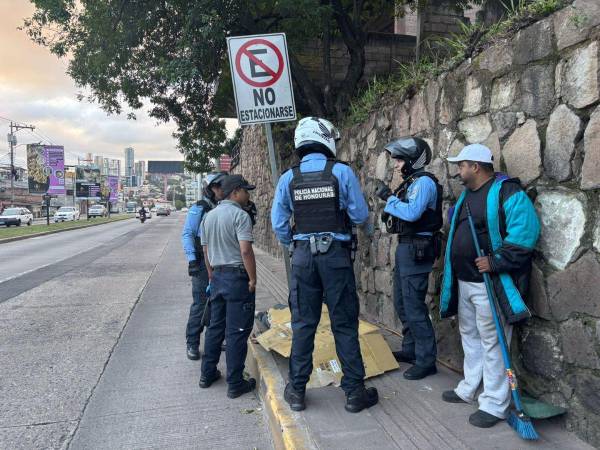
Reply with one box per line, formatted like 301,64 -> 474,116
181,172 -> 227,360
271,117 -> 378,413
375,137 -> 443,380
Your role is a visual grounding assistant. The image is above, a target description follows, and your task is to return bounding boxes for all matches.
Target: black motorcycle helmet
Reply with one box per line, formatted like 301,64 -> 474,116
384,137 -> 432,176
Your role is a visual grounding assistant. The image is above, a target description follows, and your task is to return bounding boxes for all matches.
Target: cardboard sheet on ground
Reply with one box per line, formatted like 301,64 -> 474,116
256,305 -> 399,388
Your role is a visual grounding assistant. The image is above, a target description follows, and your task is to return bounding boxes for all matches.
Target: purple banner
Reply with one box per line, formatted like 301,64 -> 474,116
108,176 -> 119,202
45,146 -> 65,195
27,144 -> 65,195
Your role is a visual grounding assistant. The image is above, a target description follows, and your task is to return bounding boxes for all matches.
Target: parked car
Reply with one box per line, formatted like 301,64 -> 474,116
156,206 -> 169,216
151,207 -> 157,213
181,207 -> 189,212
88,204 -> 108,218
54,206 -> 80,222
0,207 -> 33,227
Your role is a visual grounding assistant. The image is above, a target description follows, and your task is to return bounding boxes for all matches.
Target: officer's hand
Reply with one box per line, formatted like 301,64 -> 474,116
248,279 -> 257,293
375,180 -> 393,201
188,260 -> 202,277
475,256 -> 492,273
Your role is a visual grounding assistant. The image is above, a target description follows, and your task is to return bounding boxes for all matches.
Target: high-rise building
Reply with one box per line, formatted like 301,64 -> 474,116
93,155 -> 104,169
124,147 -> 134,187
103,158 -> 121,177
134,160 -> 146,186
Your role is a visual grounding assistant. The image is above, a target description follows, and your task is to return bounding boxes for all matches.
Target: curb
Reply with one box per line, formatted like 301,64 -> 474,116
247,338 -> 316,450
0,216 -> 135,245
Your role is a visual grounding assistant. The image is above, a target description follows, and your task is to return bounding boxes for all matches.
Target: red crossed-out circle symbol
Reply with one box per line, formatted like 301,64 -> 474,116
235,38 -> 284,88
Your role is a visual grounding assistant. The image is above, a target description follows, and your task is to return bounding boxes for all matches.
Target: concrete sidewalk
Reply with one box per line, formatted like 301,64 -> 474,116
251,247 -> 593,450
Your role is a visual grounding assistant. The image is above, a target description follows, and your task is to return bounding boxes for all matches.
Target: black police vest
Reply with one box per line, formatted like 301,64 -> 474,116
290,159 -> 351,234
193,200 -> 213,258
385,172 -> 443,236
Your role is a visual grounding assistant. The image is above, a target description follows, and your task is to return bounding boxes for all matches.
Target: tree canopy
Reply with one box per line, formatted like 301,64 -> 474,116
24,0 -> 490,171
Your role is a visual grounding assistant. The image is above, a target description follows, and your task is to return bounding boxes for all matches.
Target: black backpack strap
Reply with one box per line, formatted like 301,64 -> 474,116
291,165 -> 303,182
323,159 -> 336,177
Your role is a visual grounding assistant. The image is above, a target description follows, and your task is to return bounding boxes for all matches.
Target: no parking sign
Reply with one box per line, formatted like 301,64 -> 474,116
227,33 -> 296,125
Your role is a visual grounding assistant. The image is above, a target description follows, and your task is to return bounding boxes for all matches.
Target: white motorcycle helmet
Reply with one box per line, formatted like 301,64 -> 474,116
294,117 -> 340,158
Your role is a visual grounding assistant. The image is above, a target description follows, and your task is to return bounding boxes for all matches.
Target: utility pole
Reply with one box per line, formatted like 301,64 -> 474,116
8,121 -> 35,206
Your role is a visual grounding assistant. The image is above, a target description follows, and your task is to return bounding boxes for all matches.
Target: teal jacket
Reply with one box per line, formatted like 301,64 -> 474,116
440,175 -> 541,324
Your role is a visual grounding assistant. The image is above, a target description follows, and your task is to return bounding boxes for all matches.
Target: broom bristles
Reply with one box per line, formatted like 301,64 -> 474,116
508,411 -> 539,440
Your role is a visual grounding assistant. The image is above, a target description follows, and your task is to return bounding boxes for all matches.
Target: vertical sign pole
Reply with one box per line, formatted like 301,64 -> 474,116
264,122 -> 292,288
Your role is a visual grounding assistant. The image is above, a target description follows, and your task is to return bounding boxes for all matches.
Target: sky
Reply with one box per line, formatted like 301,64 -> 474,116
0,1 -> 238,168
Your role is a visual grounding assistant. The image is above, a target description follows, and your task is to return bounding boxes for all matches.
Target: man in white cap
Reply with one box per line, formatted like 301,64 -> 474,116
439,144 -> 540,428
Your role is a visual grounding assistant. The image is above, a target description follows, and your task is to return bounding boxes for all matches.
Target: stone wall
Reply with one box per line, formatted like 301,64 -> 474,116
234,1 -> 600,445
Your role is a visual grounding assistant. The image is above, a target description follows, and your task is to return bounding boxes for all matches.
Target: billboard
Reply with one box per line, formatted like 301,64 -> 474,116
26,144 -> 65,195
76,166 -> 102,199
107,176 -> 119,203
147,161 -> 184,174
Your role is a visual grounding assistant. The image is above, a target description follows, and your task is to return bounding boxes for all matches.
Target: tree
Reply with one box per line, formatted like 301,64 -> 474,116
24,0 -> 403,170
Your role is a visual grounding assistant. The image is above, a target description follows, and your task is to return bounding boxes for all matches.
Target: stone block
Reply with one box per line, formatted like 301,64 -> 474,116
582,106 -> 600,190
491,112 -> 517,141
490,75 -> 518,111
594,213 -> 600,253
545,104 -> 583,182
428,157 -> 449,194
374,269 -> 393,297
520,64 -> 556,118
458,114 -> 492,144
558,41 -> 599,110
554,0 -> 600,51
366,128 -> 378,151
367,268 -> 376,294
375,151 -> 389,180
376,235 -> 391,267
573,373 -> 600,416
425,80 -> 440,127
389,237 -> 398,267
462,75 -> 487,116
536,190 -> 586,271
409,91 -> 430,134
392,103 -> 410,138
513,18 -> 555,65
547,252 -> 600,320
521,327 -> 563,379
502,119 -> 542,186
529,262 -> 552,320
482,132 -> 502,171
560,319 -> 600,369
437,128 -> 456,159
474,43 -> 513,76
439,76 -> 462,125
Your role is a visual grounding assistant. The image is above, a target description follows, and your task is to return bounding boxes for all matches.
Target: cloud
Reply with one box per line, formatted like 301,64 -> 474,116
1,1 -> 240,168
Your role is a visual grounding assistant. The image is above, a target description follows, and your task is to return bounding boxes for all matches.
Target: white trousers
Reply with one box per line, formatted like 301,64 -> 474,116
454,280 -> 513,419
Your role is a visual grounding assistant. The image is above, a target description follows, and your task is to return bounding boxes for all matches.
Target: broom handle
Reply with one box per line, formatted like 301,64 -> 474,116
465,203 -> 524,413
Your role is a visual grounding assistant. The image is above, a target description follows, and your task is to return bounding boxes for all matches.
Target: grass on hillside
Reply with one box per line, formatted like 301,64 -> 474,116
0,214 -> 135,240
345,0 -> 567,125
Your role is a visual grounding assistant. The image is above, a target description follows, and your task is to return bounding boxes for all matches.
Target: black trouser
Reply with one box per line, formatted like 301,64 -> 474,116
393,240 -> 437,368
201,268 -> 255,389
186,255 -> 209,348
289,241 -> 365,394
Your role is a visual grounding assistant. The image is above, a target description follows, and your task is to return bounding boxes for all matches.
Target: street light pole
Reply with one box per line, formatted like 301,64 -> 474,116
8,121 -> 35,206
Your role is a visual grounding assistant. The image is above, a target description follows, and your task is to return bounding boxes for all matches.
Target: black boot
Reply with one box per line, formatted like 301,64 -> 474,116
392,351 -> 416,364
199,370 -> 221,388
227,378 -> 256,399
345,386 -> 379,413
403,364 -> 437,380
469,410 -> 501,428
442,390 -> 467,404
187,345 -> 200,361
284,383 -> 306,411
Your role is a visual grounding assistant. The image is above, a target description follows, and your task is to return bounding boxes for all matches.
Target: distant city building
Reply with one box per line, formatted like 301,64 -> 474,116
93,155 -> 104,169
134,160 -> 146,186
185,177 -> 200,206
124,147 -> 135,187
102,158 -> 121,177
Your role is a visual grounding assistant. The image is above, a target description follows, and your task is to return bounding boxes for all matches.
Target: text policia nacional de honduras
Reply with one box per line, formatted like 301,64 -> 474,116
294,186 -> 336,201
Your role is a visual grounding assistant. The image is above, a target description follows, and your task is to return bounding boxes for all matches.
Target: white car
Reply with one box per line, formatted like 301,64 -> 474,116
54,206 -> 81,222
88,205 -> 108,218
0,207 -> 33,227
181,207 -> 189,212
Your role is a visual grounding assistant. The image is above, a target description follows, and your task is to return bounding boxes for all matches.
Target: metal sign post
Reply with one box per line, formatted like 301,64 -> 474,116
264,122 -> 292,287
227,33 -> 297,288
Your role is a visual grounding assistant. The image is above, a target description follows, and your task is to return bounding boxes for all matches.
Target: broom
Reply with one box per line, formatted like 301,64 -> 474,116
465,203 -> 539,440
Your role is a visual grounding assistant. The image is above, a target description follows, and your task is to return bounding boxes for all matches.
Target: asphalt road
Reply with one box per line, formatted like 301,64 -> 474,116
0,215 -> 148,283
0,212 -> 271,449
